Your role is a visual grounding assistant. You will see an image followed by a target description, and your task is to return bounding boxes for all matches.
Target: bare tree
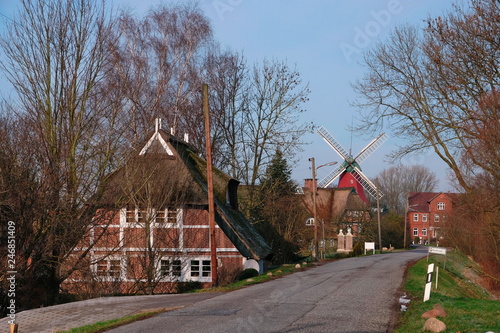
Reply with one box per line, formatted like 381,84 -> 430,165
243,59 -> 311,187
109,4 -> 311,191
205,50 -> 249,178
0,0 -> 123,308
107,3 -> 213,145
375,164 -> 439,215
354,0 -> 500,285
353,0 -> 500,192
446,173 -> 500,289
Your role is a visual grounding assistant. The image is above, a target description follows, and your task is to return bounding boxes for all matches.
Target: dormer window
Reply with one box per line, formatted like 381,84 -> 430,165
226,179 -> 239,210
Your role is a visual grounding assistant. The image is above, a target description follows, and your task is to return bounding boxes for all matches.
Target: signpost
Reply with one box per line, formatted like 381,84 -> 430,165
364,242 -> 375,255
427,246 -> 447,269
426,246 -> 448,292
428,246 -> 447,255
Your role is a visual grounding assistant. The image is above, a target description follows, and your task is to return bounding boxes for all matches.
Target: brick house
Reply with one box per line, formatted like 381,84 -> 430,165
301,179 -> 370,244
407,192 -> 460,245
64,124 -> 271,295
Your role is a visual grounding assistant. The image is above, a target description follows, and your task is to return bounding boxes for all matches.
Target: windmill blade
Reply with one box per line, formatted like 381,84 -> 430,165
352,166 -> 384,199
355,133 -> 388,165
317,126 -> 350,160
318,164 -> 345,188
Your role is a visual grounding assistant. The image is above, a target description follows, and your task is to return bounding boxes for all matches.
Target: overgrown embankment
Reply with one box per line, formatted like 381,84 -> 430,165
396,249 -> 499,332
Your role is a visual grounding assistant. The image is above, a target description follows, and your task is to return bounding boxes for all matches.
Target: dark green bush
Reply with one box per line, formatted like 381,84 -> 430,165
176,281 -> 202,293
238,268 -> 259,280
351,240 -> 364,257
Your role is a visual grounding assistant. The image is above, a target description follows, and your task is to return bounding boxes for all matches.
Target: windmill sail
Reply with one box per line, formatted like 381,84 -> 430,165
355,132 -> 388,165
318,164 -> 345,188
352,166 -> 383,199
317,126 -> 350,159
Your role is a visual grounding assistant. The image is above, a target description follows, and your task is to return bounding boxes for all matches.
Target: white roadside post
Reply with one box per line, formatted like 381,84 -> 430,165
423,263 -> 434,302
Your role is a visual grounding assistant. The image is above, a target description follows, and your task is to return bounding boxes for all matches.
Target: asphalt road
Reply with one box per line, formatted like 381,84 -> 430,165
108,248 -> 428,333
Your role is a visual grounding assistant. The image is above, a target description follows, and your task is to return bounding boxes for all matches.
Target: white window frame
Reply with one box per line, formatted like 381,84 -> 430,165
422,214 -> 428,222
413,213 -> 419,222
413,228 -> 418,237
189,258 -> 212,282
124,207 -> 180,227
434,214 -> 440,222
422,228 -> 427,236
95,257 -> 123,280
159,258 -> 182,279
154,208 -> 179,224
437,202 -> 445,210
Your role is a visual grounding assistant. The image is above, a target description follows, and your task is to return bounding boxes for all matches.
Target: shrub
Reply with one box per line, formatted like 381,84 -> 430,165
351,240 -> 363,257
238,268 -> 259,281
176,281 -> 202,293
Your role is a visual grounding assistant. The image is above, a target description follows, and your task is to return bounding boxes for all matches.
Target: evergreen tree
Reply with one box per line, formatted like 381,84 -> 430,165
251,150 -> 310,264
261,150 -> 296,197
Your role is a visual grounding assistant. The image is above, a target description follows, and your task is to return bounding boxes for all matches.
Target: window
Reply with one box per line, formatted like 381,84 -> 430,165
434,214 -> 440,222
166,209 -> 178,223
413,213 -> 419,222
154,208 -> 178,223
191,260 -> 211,278
422,214 -> 428,222
126,207 -> 147,223
155,210 -> 165,223
97,259 -> 121,278
422,228 -> 427,236
437,202 -> 445,210
137,209 -> 146,223
160,259 -> 182,277
413,228 -> 418,236
126,207 -> 136,223
126,207 -> 178,224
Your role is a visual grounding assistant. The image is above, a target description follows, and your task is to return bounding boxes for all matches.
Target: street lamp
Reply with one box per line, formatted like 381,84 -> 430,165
309,158 -> 338,261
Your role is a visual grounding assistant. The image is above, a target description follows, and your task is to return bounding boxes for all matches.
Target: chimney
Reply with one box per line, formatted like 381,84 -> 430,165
155,118 -> 162,133
304,178 -> 317,191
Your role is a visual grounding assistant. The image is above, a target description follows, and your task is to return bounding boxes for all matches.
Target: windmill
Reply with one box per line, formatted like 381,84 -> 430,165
316,126 -> 388,204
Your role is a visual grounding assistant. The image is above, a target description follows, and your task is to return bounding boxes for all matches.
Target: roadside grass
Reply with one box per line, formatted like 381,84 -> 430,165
204,261 -> 315,292
56,308 -> 170,333
395,249 -> 500,333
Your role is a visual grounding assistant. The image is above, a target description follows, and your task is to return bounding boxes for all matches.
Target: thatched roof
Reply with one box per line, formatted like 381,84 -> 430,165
301,186 -> 367,222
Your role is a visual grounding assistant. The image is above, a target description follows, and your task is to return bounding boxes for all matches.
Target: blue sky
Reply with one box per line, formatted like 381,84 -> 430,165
0,0 -> 458,191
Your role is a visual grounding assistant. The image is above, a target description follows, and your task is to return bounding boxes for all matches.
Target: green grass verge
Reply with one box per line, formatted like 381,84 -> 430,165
205,261 -> 315,292
395,250 -> 500,333
56,309 -> 168,333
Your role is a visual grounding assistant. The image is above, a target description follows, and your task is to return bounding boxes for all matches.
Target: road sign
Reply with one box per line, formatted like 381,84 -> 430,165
427,246 -> 448,270
428,247 -> 447,255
